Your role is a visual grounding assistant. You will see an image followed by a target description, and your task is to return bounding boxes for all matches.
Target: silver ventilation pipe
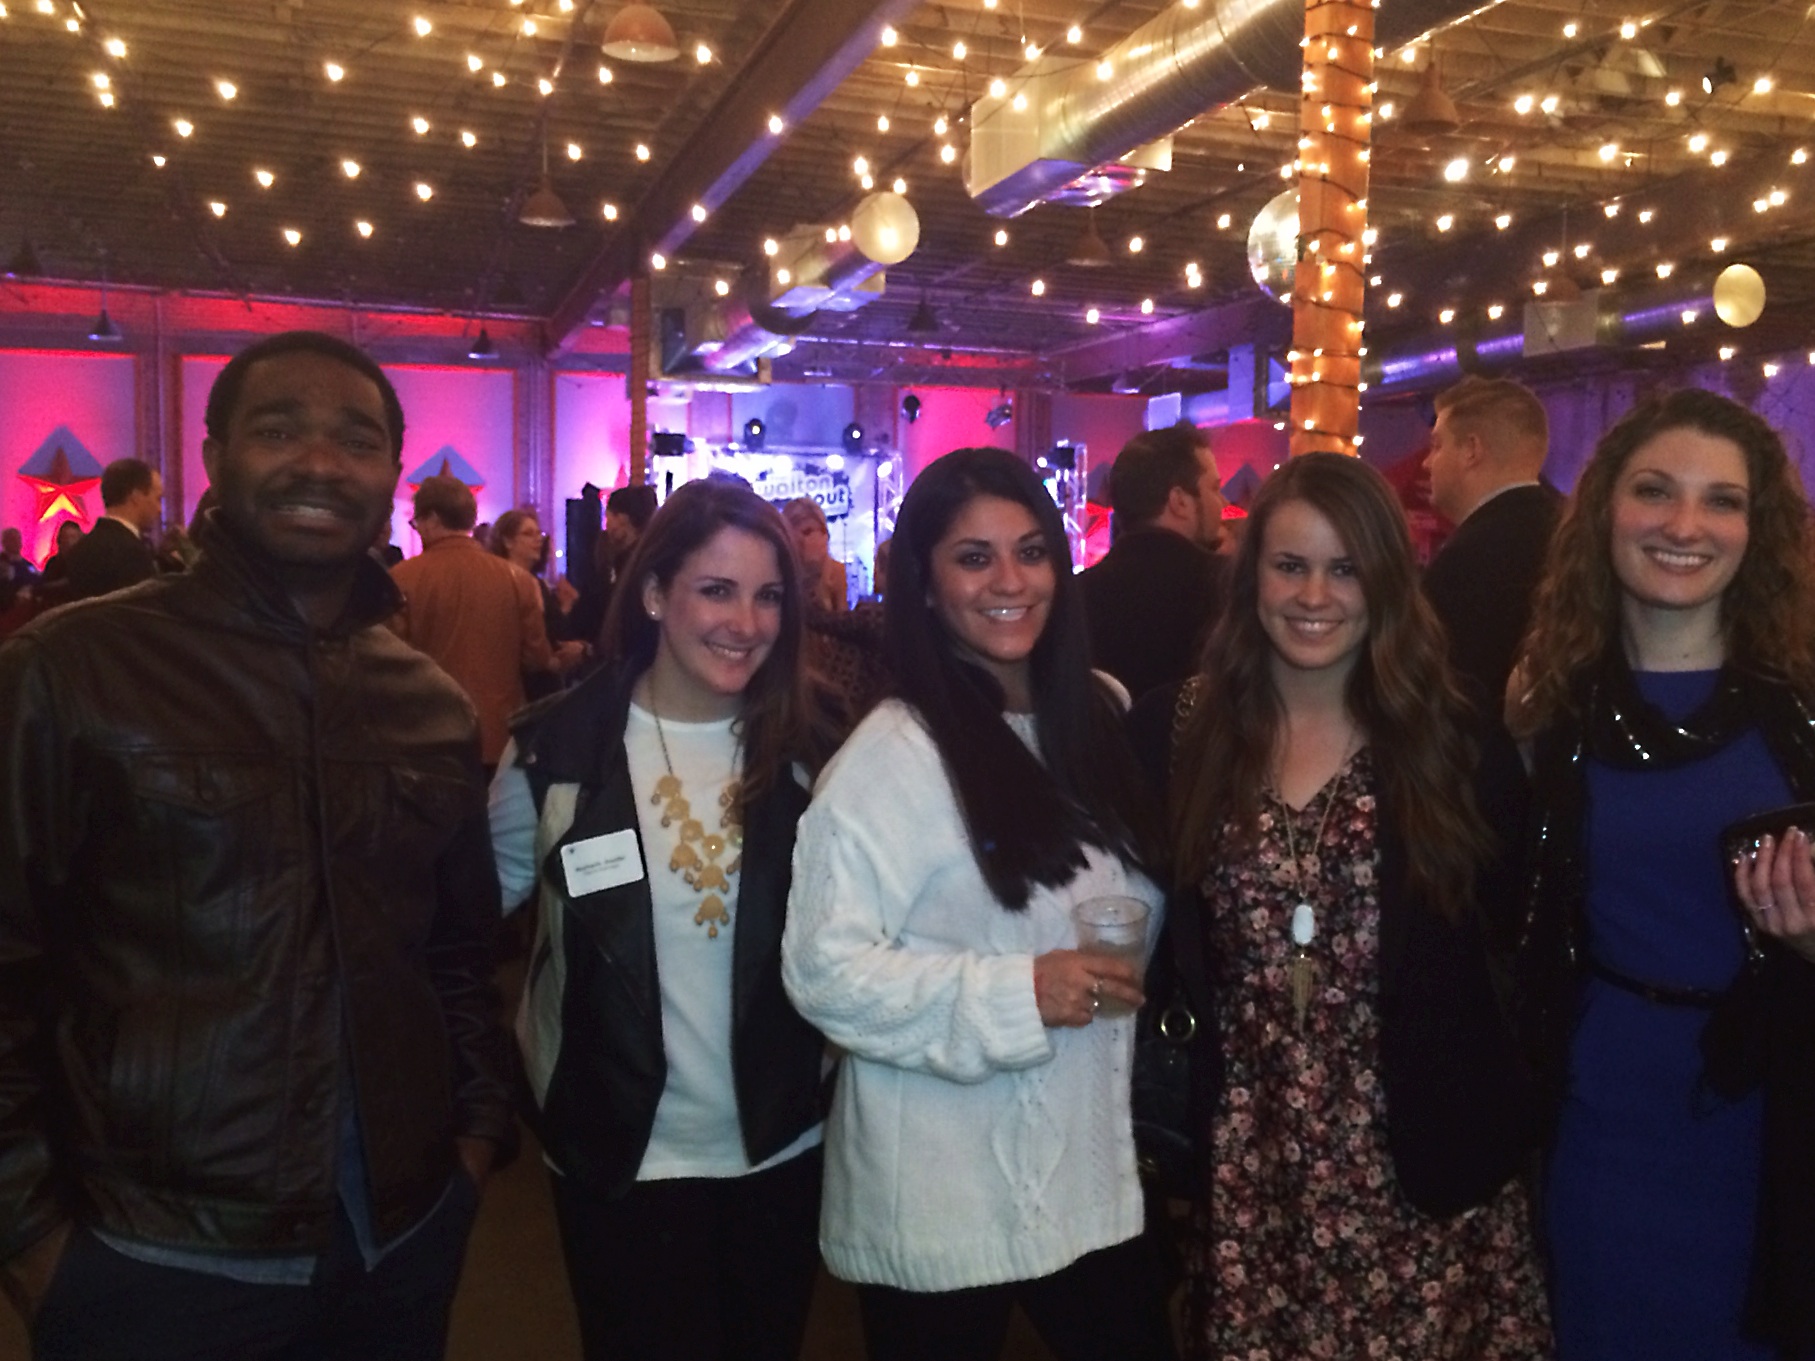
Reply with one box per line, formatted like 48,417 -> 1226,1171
699,285 -> 823,373
967,0 -> 1505,218
1361,266 -> 1767,394
700,193 -> 919,373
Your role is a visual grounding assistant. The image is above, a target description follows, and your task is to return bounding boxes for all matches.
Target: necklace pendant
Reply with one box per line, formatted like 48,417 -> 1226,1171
1290,901 -> 1316,947
654,773 -> 682,803
695,893 -> 730,938
1290,950 -> 1316,1031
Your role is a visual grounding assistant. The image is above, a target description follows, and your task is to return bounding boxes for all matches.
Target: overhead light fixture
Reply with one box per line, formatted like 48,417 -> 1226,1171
88,254 -> 121,343
842,422 -> 865,452
983,397 -> 1013,429
905,293 -> 940,335
1702,57 -> 1737,95
1402,60 -> 1461,136
468,327 -> 498,360
5,237 -> 43,278
1066,210 -> 1111,267
520,139 -> 575,227
901,393 -> 922,423
602,3 -> 679,62
742,417 -> 765,449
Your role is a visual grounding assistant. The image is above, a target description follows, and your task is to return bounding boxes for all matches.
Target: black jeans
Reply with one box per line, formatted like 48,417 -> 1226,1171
550,1145 -> 822,1361
857,1231 -> 1178,1361
31,1174 -> 480,1361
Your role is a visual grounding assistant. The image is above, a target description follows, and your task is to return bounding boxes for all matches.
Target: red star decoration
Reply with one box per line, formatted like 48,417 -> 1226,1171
17,447 -> 100,525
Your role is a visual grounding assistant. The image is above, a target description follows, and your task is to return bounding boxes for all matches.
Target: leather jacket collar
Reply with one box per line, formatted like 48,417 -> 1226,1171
191,511 -> 404,640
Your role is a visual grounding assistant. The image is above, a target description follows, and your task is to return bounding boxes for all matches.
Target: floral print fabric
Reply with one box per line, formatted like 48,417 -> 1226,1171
1182,749 -> 1551,1361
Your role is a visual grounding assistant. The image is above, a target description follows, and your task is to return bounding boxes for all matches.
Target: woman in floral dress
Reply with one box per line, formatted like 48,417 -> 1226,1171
1164,453 -> 1550,1360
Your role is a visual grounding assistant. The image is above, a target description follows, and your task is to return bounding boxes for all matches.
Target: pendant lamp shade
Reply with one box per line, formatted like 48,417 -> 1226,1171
468,327 -> 498,360
88,309 -> 122,343
1067,211 -> 1111,267
520,175 -> 576,228
905,294 -> 940,335
5,238 -> 43,278
602,4 -> 680,63
1403,62 -> 1461,137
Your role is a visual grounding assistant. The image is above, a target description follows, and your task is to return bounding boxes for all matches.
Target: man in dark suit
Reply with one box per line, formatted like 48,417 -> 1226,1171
1422,376 -> 1563,714
1079,422 -> 1228,703
55,457 -> 162,600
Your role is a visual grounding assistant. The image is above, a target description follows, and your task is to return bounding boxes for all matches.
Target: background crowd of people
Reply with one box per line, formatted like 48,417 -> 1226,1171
3,329 -> 1813,1361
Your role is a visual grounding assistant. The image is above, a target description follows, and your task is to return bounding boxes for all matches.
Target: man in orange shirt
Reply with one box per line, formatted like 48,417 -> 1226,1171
390,475 -> 583,771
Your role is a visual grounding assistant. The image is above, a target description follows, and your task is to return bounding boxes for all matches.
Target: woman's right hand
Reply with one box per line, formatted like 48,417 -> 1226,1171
1032,949 -> 1144,1028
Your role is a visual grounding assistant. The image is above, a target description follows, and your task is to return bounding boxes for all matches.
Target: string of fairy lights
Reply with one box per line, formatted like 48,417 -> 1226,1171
2,0 -> 1810,386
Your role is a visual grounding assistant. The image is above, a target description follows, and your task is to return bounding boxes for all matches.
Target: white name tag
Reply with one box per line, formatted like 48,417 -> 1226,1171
560,829 -> 645,897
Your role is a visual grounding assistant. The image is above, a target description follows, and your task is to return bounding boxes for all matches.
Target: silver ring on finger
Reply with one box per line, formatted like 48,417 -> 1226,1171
1090,995 -> 1101,1015
1758,899 -> 1777,913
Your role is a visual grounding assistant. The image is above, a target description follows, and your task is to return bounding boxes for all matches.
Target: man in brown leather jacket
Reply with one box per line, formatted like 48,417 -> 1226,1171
0,331 -> 516,1360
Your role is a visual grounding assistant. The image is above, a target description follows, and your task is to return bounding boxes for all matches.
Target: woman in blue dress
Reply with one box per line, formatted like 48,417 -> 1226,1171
1511,388 -> 1815,1360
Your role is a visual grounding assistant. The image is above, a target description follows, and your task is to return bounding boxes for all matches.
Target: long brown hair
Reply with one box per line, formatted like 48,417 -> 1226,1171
598,479 -> 818,805
1172,453 -> 1490,920
1514,388 -> 1815,738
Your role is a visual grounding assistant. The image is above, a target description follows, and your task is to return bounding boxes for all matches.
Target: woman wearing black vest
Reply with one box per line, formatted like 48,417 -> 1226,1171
489,479 -> 833,1360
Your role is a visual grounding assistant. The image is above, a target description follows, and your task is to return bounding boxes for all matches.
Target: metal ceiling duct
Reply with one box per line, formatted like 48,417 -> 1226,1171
966,0 -> 1505,219
698,193 -> 921,373
1361,265 -> 1768,394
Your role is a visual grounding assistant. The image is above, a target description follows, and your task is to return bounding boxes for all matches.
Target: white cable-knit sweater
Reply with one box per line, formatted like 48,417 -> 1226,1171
781,700 -> 1164,1292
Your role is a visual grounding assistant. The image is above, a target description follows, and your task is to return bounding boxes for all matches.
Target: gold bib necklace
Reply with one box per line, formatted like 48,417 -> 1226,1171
646,681 -> 743,939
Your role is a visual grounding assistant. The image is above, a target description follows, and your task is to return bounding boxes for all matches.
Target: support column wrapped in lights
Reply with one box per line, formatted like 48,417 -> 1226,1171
1287,0 -> 1376,458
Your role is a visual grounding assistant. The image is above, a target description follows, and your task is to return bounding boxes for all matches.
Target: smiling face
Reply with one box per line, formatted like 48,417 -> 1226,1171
1609,426 -> 1751,631
642,524 -> 785,721
202,350 -> 400,574
1257,497 -> 1370,687
926,493 -> 1055,710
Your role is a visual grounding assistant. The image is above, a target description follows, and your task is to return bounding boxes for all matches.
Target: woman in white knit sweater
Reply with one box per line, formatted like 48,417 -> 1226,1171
782,447 -> 1178,1361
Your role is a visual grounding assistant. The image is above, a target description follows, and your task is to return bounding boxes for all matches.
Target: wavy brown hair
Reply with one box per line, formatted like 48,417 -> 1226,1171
1513,388 -> 1815,738
598,479 -> 820,806
1172,453 -> 1491,921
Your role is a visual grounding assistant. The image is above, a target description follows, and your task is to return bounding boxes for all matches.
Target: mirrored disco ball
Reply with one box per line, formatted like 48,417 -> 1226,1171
1247,188 -> 1300,301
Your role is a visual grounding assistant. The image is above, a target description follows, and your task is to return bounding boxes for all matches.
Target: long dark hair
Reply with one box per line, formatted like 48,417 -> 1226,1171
885,447 -> 1162,908
1515,388 -> 1815,737
1172,453 -> 1490,920
598,479 -> 816,805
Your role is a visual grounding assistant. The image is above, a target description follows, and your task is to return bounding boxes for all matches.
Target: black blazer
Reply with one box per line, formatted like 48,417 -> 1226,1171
1131,686 -> 1535,1218
55,516 -> 155,602
1423,483 -> 1562,714
1079,527 -> 1226,705
512,664 -> 825,1197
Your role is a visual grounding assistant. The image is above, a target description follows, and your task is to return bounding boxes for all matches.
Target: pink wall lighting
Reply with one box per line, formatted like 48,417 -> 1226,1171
0,351 -> 137,567
180,356 -> 228,525
554,371 -> 632,505
896,386 -> 1013,485
386,366 -> 513,554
